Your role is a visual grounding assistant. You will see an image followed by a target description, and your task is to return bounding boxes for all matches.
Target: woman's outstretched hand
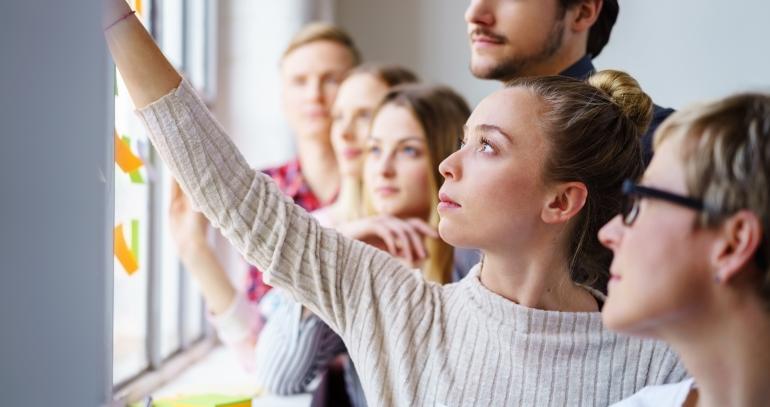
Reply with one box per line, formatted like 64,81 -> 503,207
337,216 -> 439,266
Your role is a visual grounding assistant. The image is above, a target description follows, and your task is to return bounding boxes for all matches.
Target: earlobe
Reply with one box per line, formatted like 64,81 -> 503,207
712,211 -> 763,283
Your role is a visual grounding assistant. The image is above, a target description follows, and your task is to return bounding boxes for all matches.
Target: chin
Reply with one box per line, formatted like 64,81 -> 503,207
602,300 -> 658,339
437,219 -> 466,248
470,59 -> 502,79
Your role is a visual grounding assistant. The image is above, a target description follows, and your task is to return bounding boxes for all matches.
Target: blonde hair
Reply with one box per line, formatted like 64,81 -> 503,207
365,84 -> 471,284
333,65 -> 419,223
281,22 -> 361,65
507,70 -> 653,292
654,93 -> 770,304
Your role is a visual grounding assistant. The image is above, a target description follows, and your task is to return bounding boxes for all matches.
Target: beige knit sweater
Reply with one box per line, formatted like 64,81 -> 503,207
138,80 -> 686,407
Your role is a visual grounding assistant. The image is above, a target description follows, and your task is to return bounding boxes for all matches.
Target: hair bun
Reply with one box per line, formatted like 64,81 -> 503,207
588,70 -> 653,136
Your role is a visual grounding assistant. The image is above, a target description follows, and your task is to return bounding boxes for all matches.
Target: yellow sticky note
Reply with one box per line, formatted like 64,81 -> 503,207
114,224 -> 138,275
115,131 -> 144,173
135,0 -> 143,16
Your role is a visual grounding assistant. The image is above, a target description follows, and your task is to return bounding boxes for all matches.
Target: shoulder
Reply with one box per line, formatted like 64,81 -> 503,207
642,103 -> 676,165
611,378 -> 695,407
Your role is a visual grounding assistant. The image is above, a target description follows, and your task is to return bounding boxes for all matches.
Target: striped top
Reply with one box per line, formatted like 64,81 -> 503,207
137,79 -> 687,407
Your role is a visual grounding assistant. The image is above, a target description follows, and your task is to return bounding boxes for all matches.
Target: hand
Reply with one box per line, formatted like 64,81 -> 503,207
337,215 -> 438,265
168,179 -> 209,257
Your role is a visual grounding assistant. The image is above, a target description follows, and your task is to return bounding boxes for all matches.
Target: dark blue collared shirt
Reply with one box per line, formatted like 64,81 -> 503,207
559,54 -> 673,166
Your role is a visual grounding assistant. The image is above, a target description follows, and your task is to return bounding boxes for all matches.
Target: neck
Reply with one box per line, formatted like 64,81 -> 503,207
479,247 -> 598,312
296,138 -> 338,203
662,296 -> 770,407
331,175 -> 363,222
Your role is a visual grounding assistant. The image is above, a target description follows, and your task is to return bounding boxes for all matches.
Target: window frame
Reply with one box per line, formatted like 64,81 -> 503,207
111,0 -> 219,402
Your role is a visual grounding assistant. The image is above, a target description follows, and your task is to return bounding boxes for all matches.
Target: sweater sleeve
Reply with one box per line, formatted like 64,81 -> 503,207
136,79 -> 429,341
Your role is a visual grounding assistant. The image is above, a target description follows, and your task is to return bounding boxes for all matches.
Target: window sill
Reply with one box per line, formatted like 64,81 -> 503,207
115,341 -> 312,407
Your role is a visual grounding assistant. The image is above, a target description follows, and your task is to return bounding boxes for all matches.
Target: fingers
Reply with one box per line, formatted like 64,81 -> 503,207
405,218 -> 439,239
376,217 -> 430,264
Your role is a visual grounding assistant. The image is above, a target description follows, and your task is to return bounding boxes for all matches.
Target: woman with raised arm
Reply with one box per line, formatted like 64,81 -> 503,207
600,93 -> 770,407
104,2 -> 685,405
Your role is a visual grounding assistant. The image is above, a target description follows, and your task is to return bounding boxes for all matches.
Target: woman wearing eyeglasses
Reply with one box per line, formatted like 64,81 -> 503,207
600,93 -> 770,407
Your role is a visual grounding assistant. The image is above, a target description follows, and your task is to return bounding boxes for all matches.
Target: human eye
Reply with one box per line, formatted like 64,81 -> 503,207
478,137 -> 495,154
401,145 -> 422,157
367,144 -> 381,156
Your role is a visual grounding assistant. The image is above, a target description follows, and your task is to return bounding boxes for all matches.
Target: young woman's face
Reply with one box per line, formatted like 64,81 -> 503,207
437,87 -> 550,252
599,135 -> 718,336
280,41 -> 355,140
330,73 -> 390,178
364,104 -> 432,219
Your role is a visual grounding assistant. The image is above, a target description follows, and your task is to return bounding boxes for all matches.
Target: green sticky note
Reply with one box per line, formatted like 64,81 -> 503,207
129,169 -> 145,184
121,135 -> 145,183
130,219 -> 139,262
129,394 -> 252,407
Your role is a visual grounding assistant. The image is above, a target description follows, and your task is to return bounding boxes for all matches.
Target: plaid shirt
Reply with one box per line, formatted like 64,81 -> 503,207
246,158 -> 325,302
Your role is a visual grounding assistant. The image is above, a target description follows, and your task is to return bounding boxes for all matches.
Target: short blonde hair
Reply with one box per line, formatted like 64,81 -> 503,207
655,93 -> 770,304
281,22 -> 361,65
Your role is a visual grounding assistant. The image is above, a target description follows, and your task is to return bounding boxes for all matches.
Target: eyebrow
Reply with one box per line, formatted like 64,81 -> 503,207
463,124 -> 513,143
368,136 -> 426,145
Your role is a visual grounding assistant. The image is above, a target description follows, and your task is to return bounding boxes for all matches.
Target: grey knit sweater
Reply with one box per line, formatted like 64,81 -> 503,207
138,80 -> 687,407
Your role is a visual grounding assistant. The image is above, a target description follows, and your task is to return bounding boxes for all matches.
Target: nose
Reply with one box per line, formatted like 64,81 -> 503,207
339,115 -> 355,142
598,215 -> 624,251
305,76 -> 323,102
439,149 -> 462,181
377,150 -> 397,178
465,0 -> 495,28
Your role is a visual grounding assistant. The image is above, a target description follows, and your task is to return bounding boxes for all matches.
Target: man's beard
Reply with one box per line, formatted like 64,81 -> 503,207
471,20 -> 565,82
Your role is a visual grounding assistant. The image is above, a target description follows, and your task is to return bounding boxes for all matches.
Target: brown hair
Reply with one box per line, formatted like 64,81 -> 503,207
348,63 -> 419,88
558,0 -> 619,58
508,70 -> 653,292
281,22 -> 361,65
655,93 -> 770,304
368,84 -> 471,284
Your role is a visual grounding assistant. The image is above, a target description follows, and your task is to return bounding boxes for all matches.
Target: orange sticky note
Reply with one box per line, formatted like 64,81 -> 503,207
114,224 -> 139,275
115,131 -> 143,173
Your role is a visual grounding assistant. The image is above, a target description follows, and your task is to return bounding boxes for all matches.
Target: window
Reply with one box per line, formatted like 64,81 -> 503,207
112,0 -> 218,396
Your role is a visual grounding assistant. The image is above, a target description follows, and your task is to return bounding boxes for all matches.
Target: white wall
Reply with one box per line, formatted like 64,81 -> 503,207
335,0 -> 770,109
336,0 -> 498,108
594,0 -> 770,109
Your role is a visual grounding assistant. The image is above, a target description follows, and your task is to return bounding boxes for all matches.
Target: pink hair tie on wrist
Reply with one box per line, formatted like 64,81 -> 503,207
104,9 -> 136,31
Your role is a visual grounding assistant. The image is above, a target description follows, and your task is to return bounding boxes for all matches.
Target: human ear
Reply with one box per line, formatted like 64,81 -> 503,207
711,210 -> 763,284
567,0 -> 602,34
542,182 -> 588,224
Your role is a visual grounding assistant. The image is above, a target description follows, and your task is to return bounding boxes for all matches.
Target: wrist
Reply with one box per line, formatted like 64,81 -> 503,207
102,0 -> 134,30
177,238 -> 212,261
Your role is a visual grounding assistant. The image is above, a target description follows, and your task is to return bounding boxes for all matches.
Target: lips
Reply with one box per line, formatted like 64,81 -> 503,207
341,147 -> 362,160
438,192 -> 461,210
376,186 -> 399,197
470,28 -> 506,46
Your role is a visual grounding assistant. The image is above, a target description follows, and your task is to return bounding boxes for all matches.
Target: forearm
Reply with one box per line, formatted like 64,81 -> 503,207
103,0 -> 180,108
178,242 -> 237,315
